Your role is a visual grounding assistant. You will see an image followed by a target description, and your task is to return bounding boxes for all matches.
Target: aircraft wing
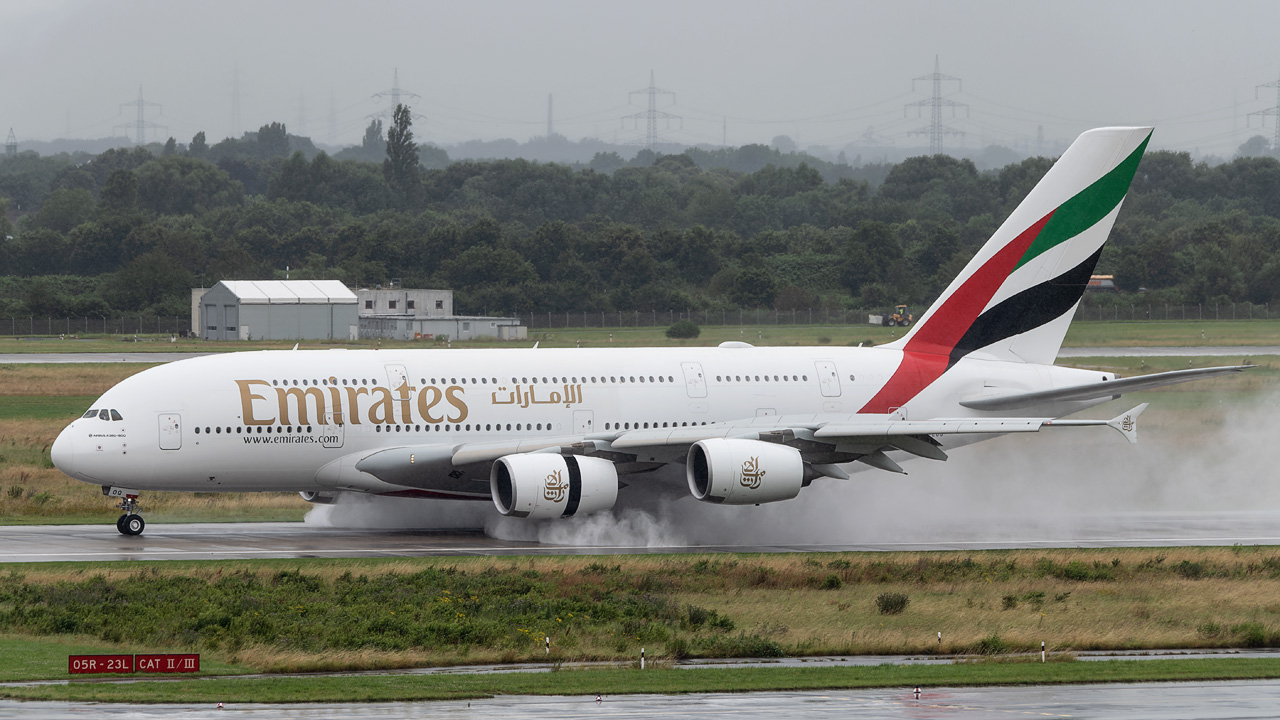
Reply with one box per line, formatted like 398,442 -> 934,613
349,404 -> 1150,491
958,365 -> 1248,411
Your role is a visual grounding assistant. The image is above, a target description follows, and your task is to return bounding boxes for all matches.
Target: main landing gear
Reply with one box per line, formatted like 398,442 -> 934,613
104,487 -> 145,536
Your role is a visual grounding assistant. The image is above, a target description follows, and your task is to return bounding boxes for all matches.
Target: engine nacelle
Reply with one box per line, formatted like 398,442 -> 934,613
687,438 -> 804,505
491,454 -> 619,519
298,491 -> 337,504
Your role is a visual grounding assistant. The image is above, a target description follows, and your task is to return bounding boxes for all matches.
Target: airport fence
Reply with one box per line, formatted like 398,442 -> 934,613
1,302 -> 1274,337
515,302 -> 1276,330
2,316 -> 191,337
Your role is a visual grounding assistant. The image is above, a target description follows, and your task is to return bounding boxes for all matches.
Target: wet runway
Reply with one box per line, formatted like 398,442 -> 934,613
4,681 -> 1280,719
4,510 -> 1278,563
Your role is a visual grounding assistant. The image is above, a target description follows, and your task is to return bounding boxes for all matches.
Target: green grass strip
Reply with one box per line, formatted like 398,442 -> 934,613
4,658 -> 1280,704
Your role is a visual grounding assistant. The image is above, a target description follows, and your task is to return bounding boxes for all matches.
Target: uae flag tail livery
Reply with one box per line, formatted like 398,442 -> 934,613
861,127 -> 1152,414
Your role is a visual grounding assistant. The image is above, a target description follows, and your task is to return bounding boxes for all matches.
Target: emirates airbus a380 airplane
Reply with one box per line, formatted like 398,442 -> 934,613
53,127 -> 1244,535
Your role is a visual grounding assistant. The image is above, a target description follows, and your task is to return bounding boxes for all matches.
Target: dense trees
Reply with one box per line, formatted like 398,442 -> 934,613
4,131 -> 1280,319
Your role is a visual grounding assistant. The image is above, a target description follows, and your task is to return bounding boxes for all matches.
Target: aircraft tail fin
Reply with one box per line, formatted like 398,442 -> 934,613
887,127 -> 1151,366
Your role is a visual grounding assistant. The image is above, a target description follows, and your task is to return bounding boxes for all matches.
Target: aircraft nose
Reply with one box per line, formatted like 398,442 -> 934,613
51,425 -> 79,478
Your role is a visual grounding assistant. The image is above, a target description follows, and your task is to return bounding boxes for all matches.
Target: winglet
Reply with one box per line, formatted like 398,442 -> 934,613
1108,403 -> 1147,444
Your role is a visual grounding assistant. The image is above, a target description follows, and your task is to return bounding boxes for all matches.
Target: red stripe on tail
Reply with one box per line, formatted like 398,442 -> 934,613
859,210 -> 1054,413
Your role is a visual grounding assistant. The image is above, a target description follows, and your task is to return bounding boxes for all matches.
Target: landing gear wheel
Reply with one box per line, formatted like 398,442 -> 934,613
121,515 -> 145,536
111,492 -> 144,535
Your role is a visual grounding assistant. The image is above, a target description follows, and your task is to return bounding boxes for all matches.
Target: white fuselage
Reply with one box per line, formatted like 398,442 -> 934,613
52,344 -> 1108,499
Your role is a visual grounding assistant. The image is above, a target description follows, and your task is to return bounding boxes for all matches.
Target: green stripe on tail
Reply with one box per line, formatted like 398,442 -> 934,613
1013,131 -> 1151,271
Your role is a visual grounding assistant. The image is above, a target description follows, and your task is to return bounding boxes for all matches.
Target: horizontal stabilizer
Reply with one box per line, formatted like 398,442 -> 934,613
959,365 -> 1249,411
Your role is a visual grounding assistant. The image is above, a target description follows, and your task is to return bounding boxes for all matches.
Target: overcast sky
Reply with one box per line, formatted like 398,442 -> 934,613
2,0 -> 1278,156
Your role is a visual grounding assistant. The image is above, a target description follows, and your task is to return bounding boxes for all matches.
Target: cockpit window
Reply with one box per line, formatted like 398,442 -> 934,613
98,410 -> 110,421
83,409 -> 98,418
109,410 -> 123,421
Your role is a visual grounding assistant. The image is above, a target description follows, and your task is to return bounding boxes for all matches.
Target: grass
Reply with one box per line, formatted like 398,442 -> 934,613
0,634 -> 248,682
0,363 -> 153,397
3,656 -> 1280,703
0,548 -> 1279,680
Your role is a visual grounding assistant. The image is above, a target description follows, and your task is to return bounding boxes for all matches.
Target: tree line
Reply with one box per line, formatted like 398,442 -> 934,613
3,110 -> 1280,320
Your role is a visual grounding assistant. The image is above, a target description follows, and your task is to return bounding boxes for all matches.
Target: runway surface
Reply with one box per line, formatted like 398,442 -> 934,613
4,510 -> 1278,563
5,681 -> 1280,719
2,346 -> 1279,365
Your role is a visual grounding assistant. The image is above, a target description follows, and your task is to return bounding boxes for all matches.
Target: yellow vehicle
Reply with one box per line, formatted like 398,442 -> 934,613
883,304 -> 913,327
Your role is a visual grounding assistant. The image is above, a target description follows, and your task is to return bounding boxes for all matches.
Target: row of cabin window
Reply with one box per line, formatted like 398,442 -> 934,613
273,378 -> 379,387
716,374 -> 809,383
197,423 -> 558,435
604,421 -> 708,430
267,375 -> 684,388
195,420 -> 710,436
267,373 -> 830,389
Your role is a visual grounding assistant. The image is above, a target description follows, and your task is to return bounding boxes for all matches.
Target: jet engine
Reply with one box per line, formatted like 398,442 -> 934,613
687,438 -> 806,505
298,491 -> 337,504
490,454 -> 619,519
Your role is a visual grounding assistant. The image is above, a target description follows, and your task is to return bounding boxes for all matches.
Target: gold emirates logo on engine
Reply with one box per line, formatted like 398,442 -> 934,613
543,469 -> 568,502
740,457 -> 765,489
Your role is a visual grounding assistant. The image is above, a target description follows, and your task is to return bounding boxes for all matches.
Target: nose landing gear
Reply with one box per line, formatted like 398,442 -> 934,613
116,512 -> 145,536
104,487 -> 145,536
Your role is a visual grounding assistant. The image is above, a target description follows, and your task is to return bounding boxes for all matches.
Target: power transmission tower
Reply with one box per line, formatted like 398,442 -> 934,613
622,70 -> 681,150
5,128 -> 16,158
231,63 -> 242,138
371,68 -> 424,122
1249,70 -> 1280,153
116,86 -> 166,146
328,90 -> 338,146
547,94 -> 554,137
905,56 -> 967,154
857,125 -> 893,147
296,89 -> 307,137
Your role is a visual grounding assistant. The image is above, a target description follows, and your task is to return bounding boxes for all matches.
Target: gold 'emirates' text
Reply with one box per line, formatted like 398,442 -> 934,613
235,380 -> 468,426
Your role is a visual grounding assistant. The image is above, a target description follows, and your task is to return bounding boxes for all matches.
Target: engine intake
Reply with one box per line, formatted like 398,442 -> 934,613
687,438 -> 804,505
491,454 -> 619,519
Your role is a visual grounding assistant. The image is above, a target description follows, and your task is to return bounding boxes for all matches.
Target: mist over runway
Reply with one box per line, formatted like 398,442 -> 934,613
3,509 -> 1278,563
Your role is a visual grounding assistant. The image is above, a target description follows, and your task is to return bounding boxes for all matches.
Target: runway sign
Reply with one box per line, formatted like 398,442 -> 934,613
68,655 -> 134,674
68,653 -> 198,674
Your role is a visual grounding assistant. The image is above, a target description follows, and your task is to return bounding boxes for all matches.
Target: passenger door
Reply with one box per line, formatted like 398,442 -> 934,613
814,361 -> 841,397
158,413 -> 181,450
681,362 -> 707,398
